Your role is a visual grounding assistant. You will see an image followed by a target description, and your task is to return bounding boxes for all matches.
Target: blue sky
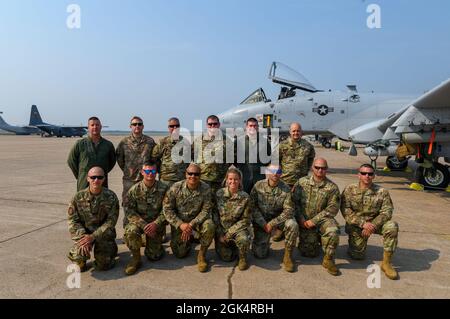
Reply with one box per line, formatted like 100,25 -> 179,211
1,0 -> 449,130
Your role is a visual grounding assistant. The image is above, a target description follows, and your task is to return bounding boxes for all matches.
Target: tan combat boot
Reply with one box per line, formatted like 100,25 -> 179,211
272,229 -> 284,242
197,246 -> 208,273
381,251 -> 399,280
322,255 -> 339,276
238,252 -> 249,271
125,249 -> 142,275
283,248 -> 295,272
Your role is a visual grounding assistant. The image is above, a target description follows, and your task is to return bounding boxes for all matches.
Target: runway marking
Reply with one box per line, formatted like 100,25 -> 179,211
0,219 -> 66,244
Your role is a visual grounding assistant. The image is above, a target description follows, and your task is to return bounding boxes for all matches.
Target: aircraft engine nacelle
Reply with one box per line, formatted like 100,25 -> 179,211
348,119 -> 385,144
363,144 -> 398,157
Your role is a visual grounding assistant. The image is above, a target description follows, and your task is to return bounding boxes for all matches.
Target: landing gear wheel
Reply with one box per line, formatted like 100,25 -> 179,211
386,156 -> 408,170
322,141 -> 332,149
419,163 -> 450,190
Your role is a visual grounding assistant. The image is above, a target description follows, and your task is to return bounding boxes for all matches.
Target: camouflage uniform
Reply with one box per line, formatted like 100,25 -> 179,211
249,179 -> 299,258
213,187 -> 251,261
292,176 -> 340,257
116,134 -> 156,209
151,135 -> 189,186
67,136 -> 116,191
67,187 -> 119,269
341,183 -> 398,259
235,135 -> 271,194
277,137 -> 315,187
163,180 -> 216,258
124,180 -> 168,261
193,134 -> 229,194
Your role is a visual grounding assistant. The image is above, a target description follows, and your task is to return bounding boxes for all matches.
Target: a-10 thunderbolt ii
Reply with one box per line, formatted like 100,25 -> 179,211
218,62 -> 450,190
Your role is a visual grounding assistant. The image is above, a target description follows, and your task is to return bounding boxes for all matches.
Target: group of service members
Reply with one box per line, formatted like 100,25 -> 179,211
66,115 -> 399,280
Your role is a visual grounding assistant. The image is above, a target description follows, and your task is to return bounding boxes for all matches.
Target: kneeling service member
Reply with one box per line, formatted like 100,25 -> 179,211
163,163 -> 216,272
67,166 -> 119,272
341,164 -> 399,280
123,161 -> 169,275
292,158 -> 341,276
250,164 -> 299,272
214,166 -> 251,270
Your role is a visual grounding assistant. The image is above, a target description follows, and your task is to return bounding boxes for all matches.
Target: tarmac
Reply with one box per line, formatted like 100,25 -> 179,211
0,134 -> 449,299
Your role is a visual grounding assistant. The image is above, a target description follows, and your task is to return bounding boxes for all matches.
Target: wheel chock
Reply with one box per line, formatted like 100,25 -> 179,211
409,183 -> 424,191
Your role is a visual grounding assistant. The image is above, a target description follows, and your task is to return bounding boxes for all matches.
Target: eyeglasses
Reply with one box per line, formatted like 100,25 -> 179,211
268,169 -> 282,175
186,172 -> 201,176
168,124 -> 180,128
89,176 -> 105,180
131,122 -> 143,126
207,122 -> 219,127
359,171 -> 375,176
314,166 -> 328,171
143,169 -> 157,175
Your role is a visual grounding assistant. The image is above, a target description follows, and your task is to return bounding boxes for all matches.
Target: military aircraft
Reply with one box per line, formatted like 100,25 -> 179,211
29,105 -> 87,137
218,62 -> 450,189
0,111 -> 40,135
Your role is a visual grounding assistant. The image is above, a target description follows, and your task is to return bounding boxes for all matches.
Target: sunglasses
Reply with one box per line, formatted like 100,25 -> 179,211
143,169 -> 157,175
131,122 -> 143,126
169,124 -> 180,128
207,122 -> 219,127
89,176 -> 105,180
268,169 -> 282,175
359,171 -> 375,176
186,172 -> 201,176
314,166 -> 328,171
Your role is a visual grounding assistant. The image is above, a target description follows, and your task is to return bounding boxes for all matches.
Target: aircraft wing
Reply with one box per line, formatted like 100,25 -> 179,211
390,78 -> 450,135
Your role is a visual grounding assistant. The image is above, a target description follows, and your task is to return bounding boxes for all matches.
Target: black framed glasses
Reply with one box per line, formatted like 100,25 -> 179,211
207,122 -> 219,127
186,172 -> 201,176
359,171 -> 375,176
89,176 -> 105,180
313,166 -> 327,171
131,122 -> 143,126
169,124 -> 180,128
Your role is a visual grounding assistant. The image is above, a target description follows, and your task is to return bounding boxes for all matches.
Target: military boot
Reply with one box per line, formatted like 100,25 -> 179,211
125,249 -> 142,275
322,254 -> 339,276
272,229 -> 284,242
238,252 -> 249,271
197,246 -> 208,273
381,251 -> 398,280
283,248 -> 295,273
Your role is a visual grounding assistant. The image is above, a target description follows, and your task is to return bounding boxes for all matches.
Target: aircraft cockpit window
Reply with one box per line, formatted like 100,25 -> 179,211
349,94 -> 360,103
240,88 -> 268,105
278,87 -> 297,100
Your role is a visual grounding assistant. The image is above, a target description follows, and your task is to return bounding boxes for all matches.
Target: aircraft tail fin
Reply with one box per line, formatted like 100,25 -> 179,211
29,105 -> 43,125
0,114 -> 8,126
